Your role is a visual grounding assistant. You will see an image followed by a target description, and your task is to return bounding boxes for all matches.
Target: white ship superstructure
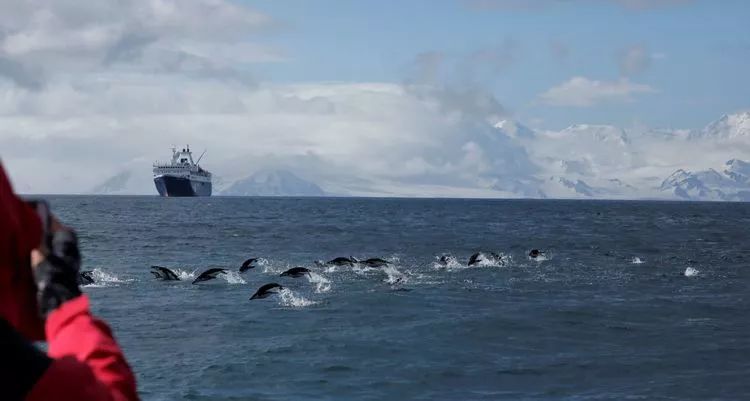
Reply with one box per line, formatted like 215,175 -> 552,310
153,146 -> 212,197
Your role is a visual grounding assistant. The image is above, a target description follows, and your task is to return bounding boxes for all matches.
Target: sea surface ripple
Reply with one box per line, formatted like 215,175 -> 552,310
47,196 -> 750,401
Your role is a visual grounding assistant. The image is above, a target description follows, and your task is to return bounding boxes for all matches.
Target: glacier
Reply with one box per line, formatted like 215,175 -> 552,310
88,111 -> 750,201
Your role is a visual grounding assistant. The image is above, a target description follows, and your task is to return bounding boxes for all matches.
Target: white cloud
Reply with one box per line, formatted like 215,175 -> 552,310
0,0 -> 278,88
2,74 -> 745,199
0,0 -> 743,201
538,76 -> 656,107
0,78 -> 536,195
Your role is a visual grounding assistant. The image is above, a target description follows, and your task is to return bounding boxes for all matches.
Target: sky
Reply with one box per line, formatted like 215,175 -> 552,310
246,0 -> 750,129
0,0 -> 748,196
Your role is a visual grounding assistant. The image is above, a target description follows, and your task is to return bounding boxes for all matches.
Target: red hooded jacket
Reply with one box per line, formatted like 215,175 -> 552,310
0,163 -> 139,401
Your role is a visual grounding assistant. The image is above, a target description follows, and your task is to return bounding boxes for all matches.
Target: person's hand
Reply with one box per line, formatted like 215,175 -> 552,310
30,215 -> 65,265
30,216 -> 82,319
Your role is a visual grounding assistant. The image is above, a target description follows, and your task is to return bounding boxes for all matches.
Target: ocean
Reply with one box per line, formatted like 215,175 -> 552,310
46,196 -> 750,401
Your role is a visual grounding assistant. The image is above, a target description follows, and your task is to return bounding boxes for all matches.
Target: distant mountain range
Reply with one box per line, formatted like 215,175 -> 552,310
92,168 -> 325,197
659,159 -> 750,201
501,111 -> 750,201
220,170 -> 325,196
90,111 -> 750,201
689,112 -> 750,141
91,171 -> 133,195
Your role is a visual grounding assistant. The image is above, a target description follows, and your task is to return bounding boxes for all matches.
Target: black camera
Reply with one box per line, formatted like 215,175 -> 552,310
25,199 -> 53,252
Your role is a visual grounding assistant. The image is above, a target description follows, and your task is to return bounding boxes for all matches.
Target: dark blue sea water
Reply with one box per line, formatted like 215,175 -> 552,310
47,196 -> 750,401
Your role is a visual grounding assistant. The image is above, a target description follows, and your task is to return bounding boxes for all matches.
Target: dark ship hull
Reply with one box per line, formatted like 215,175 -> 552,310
154,176 -> 212,197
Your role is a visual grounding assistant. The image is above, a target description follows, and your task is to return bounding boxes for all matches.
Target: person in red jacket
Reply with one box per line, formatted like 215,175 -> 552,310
0,162 -> 139,401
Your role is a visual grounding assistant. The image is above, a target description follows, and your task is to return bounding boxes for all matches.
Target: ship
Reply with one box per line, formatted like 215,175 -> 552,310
153,146 -> 212,197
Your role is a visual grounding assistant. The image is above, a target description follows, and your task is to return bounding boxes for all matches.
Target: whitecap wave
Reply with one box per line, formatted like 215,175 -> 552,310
278,288 -> 316,307
307,272 -> 332,293
529,254 -> 548,262
684,267 -> 699,277
631,257 -> 645,264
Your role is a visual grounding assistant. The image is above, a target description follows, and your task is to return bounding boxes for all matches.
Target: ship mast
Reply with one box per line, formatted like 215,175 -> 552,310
195,150 -> 207,165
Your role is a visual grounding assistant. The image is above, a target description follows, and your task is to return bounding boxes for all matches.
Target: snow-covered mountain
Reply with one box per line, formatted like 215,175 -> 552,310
551,177 -> 601,197
84,111 -> 750,201
690,112 -> 750,141
91,169 -> 153,195
221,170 -> 325,197
557,124 -> 630,145
517,111 -> 750,201
659,169 -> 726,200
88,169 -> 325,196
90,168 -> 324,197
528,123 -> 634,183
658,160 -> 750,201
724,158 -> 750,184
91,171 -> 132,194
537,176 -> 637,199
490,177 -> 545,198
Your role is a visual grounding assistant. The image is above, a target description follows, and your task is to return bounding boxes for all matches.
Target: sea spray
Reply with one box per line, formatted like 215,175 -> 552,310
174,268 -> 197,280
307,272 -> 332,293
382,265 -> 407,284
352,265 -> 378,275
222,270 -> 247,284
279,288 -> 316,308
432,255 -> 463,270
83,268 -> 134,287
472,252 -> 512,268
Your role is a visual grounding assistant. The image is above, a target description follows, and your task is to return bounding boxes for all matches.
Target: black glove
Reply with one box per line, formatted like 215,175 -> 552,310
33,230 -> 83,319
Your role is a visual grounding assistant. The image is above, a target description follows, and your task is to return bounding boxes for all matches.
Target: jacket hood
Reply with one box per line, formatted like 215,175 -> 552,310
0,162 -> 44,340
